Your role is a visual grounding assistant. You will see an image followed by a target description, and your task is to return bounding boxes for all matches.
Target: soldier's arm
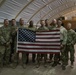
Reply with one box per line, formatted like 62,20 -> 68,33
62,30 -> 67,45
6,37 -> 12,46
0,31 -> 6,45
6,29 -> 12,45
11,27 -> 18,36
71,31 -> 76,45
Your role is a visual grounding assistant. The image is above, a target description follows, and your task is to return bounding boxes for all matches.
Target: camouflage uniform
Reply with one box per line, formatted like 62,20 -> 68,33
36,26 -> 49,67
66,29 -> 76,65
11,25 -> 27,69
48,25 -> 58,64
48,25 -> 57,30
0,26 -> 11,66
0,27 -> 5,69
27,27 -> 36,63
11,25 -> 17,53
11,25 -> 18,67
18,25 -> 27,65
60,26 -> 67,69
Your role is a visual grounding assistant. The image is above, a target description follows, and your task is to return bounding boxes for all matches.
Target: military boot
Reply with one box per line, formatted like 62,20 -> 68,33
70,61 -> 74,68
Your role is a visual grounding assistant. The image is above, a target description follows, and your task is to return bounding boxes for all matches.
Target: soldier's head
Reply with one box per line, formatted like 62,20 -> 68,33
11,19 -> 16,26
40,20 -> 45,26
45,19 -> 49,27
52,19 -> 57,25
19,18 -> 24,25
67,23 -> 72,30
4,19 -> 9,26
28,20 -> 34,28
57,20 -> 62,27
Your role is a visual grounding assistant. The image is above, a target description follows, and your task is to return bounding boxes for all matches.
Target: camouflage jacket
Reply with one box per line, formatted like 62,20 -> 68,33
0,26 -> 12,45
67,29 -> 76,45
60,26 -> 67,45
37,26 -> 49,31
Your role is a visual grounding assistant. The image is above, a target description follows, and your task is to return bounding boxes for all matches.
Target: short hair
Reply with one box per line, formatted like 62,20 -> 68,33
19,18 -> 23,22
12,19 -> 15,21
67,23 -> 71,27
40,19 -> 44,22
45,19 -> 48,21
4,19 -> 8,22
52,19 -> 57,22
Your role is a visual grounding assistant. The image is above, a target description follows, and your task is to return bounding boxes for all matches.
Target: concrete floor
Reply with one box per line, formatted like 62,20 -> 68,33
0,45 -> 76,75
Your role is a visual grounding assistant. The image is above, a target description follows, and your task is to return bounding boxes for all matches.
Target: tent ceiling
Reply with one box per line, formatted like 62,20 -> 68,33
0,0 -> 76,24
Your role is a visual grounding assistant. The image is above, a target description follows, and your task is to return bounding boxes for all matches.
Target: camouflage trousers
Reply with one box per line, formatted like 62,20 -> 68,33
13,52 -> 27,64
0,45 -> 11,66
37,54 -> 47,64
22,52 -> 27,64
4,45 -> 11,65
53,53 -> 61,63
61,46 -> 66,66
0,53 -> 4,68
65,45 -> 75,64
12,40 -> 27,64
26,53 -> 36,63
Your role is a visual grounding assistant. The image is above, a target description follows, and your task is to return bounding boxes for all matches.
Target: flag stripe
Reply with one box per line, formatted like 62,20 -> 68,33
18,45 -> 60,48
36,35 -> 60,38
36,33 -> 60,35
35,41 -> 60,43
18,42 -> 60,45
18,49 -> 60,52
36,37 -> 60,39
36,32 -> 60,35
36,39 -> 60,42
36,30 -> 60,32
18,47 -> 60,50
18,43 -> 60,46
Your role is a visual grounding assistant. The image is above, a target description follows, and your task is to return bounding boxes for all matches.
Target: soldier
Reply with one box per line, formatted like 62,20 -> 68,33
27,20 -> 36,63
66,23 -> 76,68
45,19 -> 51,29
28,20 -> 36,31
57,20 -> 67,70
0,19 -> 12,67
0,27 -> 5,72
18,18 -> 27,69
45,19 -> 51,62
48,19 -> 58,65
49,19 -> 58,30
10,19 -> 18,68
10,19 -> 17,63
45,19 -> 49,27
36,20 -> 49,68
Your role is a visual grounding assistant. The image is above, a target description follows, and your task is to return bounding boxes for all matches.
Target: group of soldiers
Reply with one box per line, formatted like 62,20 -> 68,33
0,18 -> 76,73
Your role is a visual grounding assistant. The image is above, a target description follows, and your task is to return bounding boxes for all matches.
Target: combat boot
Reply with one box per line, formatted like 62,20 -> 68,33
62,65 -> 66,70
70,61 -> 74,68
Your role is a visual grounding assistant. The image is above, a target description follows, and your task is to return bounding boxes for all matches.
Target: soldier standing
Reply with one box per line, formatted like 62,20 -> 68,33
0,27 -> 5,72
48,19 -> 58,65
36,20 -> 49,68
66,23 -> 76,68
0,19 -> 11,67
27,20 -> 36,63
18,18 -> 27,69
10,19 -> 18,68
57,20 -> 67,70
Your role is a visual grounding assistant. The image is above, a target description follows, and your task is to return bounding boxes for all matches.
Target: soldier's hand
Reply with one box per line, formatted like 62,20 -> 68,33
61,44 -> 63,48
16,50 -> 18,53
16,28 -> 18,31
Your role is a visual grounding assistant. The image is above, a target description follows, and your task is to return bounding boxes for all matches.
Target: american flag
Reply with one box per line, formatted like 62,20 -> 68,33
17,28 -> 60,53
